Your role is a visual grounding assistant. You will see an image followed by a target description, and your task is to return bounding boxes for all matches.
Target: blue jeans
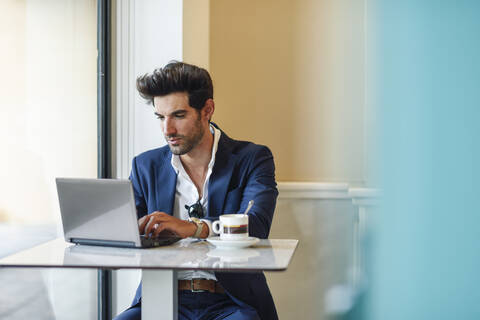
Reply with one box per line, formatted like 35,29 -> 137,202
114,291 -> 260,320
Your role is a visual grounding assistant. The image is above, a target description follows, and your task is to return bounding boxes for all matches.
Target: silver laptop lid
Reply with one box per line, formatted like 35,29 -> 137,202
56,178 -> 141,247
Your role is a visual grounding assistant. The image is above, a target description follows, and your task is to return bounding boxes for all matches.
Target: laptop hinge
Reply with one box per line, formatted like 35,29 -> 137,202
71,238 -> 136,248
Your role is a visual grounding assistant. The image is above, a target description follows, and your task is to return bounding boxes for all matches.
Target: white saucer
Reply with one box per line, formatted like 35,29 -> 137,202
206,236 -> 259,249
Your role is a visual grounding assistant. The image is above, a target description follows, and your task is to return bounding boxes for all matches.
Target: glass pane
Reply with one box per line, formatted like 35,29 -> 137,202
0,0 -> 97,225
0,1 -> 98,319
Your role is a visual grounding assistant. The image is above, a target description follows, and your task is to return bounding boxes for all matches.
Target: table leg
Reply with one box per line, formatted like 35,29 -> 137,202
98,269 -> 112,320
142,270 -> 178,320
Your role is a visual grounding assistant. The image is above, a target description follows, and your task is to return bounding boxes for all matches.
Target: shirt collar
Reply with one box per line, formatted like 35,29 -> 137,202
170,124 -> 221,174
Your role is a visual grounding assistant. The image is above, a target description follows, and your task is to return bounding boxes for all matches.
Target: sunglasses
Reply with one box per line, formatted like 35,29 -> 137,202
185,199 -> 205,219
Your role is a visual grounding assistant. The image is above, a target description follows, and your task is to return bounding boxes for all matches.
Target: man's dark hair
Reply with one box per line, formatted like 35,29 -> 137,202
136,61 -> 213,110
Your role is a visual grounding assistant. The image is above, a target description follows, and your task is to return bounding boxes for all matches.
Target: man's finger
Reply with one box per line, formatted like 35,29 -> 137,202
144,216 -> 156,236
140,213 -> 164,234
152,223 -> 169,238
138,215 -> 149,234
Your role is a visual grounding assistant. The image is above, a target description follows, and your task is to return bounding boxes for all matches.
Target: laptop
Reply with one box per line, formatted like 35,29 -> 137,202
56,178 -> 180,248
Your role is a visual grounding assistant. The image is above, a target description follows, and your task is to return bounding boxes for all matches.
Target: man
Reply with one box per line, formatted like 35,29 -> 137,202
114,62 -> 278,320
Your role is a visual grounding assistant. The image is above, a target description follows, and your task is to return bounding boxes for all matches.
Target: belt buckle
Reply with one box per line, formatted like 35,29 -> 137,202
190,279 -> 206,293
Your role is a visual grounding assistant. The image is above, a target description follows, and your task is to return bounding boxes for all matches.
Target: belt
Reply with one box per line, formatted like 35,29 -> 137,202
178,279 -> 225,294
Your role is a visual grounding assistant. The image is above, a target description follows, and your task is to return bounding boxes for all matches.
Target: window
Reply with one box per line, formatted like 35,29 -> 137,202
0,0 -> 97,225
0,1 -> 99,319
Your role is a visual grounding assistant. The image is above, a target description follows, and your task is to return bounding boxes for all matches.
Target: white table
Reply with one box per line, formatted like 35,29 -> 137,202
0,237 -> 298,320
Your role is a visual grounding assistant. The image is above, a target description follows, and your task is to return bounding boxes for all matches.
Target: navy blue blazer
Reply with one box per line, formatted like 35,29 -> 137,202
129,126 -> 279,320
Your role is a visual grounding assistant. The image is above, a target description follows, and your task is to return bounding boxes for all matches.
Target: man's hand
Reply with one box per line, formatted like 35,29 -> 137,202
138,212 -> 197,239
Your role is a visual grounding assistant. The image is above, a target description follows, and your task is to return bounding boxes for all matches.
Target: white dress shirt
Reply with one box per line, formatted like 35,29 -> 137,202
170,124 -> 220,281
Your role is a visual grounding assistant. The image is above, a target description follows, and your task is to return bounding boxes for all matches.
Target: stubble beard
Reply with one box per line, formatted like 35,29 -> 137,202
167,118 -> 205,156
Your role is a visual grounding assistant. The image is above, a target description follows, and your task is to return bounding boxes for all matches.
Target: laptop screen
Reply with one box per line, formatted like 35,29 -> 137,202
56,178 -> 141,247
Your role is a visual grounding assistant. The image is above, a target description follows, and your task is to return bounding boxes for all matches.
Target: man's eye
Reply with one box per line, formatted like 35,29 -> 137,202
175,114 -> 185,119
156,115 -> 164,120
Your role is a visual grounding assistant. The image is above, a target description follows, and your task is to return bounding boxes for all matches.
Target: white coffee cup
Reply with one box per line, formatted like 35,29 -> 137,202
212,214 -> 249,240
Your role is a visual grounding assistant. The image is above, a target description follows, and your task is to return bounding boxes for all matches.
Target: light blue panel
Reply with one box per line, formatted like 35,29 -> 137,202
360,1 -> 480,319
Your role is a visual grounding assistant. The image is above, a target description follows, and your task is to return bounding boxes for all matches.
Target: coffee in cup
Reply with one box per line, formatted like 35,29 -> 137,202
212,214 -> 249,240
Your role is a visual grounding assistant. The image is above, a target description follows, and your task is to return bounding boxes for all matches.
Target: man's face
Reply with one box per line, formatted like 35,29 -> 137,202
153,92 -> 206,155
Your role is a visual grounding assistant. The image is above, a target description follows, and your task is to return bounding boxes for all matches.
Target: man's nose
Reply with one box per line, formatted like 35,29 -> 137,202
163,118 -> 176,136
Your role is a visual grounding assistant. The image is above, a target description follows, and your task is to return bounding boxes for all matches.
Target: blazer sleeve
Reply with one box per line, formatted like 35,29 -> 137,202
129,156 -> 148,218
241,146 -> 278,239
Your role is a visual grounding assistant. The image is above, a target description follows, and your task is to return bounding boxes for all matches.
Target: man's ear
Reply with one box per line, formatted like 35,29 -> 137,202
203,99 -> 215,122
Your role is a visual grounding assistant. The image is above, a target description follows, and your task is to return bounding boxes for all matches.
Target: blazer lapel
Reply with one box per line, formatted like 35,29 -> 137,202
155,151 -> 177,215
208,133 -> 237,217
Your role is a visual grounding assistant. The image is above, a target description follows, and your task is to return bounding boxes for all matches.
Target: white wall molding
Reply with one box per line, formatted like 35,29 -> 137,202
115,0 -> 183,179
115,0 -> 136,179
277,183 -> 382,202
278,182 -> 351,199
113,1 -> 184,316
348,188 -> 381,206
348,187 -> 381,292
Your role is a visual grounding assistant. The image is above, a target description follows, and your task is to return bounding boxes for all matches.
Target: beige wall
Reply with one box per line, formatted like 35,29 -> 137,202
183,0 -> 210,70
203,0 -> 365,183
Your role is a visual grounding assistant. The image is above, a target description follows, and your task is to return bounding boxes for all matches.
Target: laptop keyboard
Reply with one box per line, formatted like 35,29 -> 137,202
140,235 -> 181,247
